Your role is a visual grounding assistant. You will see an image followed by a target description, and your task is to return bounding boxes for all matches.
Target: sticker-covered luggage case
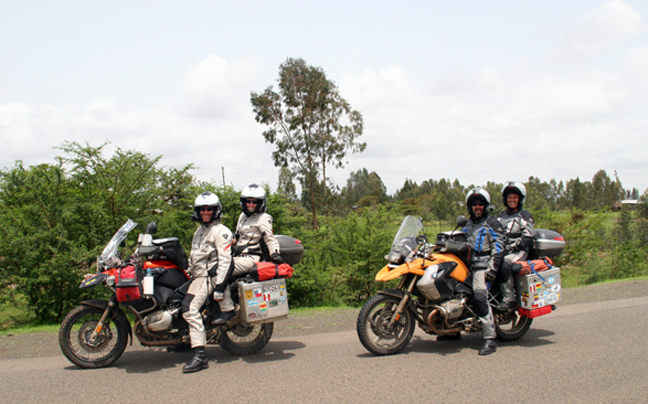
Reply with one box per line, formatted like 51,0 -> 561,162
238,278 -> 289,324
515,267 -> 562,310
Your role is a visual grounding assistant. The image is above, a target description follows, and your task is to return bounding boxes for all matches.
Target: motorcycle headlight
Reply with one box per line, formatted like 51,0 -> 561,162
106,276 -> 115,287
387,251 -> 404,264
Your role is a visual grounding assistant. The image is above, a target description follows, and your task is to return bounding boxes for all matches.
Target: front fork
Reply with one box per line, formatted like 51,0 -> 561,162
89,300 -> 117,344
389,275 -> 418,326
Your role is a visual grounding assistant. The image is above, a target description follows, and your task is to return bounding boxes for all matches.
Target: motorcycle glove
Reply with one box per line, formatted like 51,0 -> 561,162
271,253 -> 284,264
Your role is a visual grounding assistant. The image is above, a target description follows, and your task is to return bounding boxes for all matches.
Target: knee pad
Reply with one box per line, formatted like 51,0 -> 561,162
181,294 -> 195,316
473,289 -> 489,317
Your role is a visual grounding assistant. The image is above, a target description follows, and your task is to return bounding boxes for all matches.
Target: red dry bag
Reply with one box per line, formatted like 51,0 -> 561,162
511,257 -> 554,276
253,262 -> 294,281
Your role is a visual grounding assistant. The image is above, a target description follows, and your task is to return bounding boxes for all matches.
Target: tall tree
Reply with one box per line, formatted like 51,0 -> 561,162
341,168 -> 388,207
250,57 -> 365,227
276,165 -> 298,202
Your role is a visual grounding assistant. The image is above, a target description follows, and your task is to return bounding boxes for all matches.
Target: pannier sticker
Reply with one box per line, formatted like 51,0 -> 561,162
248,299 -> 258,306
265,284 -> 281,292
260,303 -> 267,312
263,293 -> 271,301
254,288 -> 262,297
245,290 -> 253,300
270,300 -> 278,307
248,313 -> 257,320
545,293 -> 559,304
279,296 -> 287,304
552,284 -> 561,292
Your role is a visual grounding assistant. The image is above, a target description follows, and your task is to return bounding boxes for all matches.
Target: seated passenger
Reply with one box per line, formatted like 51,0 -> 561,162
496,181 -> 535,311
212,184 -> 283,324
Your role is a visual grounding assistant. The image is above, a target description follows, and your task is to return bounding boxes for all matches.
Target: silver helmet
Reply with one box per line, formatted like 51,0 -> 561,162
501,181 -> 527,209
240,183 -> 267,216
465,188 -> 491,218
192,191 -> 223,223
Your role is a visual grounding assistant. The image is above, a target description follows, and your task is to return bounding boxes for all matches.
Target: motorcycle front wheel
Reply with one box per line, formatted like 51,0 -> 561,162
356,294 -> 415,355
59,305 -> 128,369
496,309 -> 533,341
221,322 -> 274,356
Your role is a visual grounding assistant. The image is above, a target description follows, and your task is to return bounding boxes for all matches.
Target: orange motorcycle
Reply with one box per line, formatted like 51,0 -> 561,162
356,215 -> 565,355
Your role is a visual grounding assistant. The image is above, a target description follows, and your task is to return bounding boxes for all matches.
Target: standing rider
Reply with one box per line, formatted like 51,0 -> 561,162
181,191 -> 233,373
461,188 -> 505,356
212,184 -> 283,324
496,181 -> 535,311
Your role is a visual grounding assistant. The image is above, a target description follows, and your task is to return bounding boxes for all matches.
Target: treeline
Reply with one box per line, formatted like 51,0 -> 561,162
1,142 -> 647,324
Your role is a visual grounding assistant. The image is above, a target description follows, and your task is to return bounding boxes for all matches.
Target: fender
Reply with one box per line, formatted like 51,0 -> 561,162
377,289 -> 418,313
80,299 -> 133,345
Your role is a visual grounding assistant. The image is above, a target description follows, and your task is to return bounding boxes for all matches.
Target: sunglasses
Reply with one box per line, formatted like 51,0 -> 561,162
471,202 -> 485,207
245,199 -> 259,205
199,207 -> 214,212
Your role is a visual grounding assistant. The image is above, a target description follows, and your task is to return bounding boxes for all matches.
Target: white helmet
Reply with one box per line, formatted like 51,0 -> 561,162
465,188 -> 491,218
240,183 -> 267,216
501,181 -> 527,209
192,191 -> 222,223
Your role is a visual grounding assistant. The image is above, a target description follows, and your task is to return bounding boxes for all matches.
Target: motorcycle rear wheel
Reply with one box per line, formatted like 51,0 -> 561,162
221,322 -> 274,356
59,305 -> 128,369
356,294 -> 415,355
495,309 -> 533,341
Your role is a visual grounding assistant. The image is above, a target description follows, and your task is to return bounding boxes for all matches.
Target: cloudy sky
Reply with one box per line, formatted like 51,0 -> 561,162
2,0 -> 647,195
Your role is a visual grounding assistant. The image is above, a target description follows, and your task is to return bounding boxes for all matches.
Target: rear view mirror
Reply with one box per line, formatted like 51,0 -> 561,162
146,222 -> 157,235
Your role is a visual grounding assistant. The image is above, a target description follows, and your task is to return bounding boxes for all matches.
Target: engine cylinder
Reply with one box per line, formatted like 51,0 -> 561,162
144,310 -> 173,332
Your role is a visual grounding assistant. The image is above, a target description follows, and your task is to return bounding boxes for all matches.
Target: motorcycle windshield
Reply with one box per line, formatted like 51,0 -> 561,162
98,219 -> 138,268
388,215 -> 424,260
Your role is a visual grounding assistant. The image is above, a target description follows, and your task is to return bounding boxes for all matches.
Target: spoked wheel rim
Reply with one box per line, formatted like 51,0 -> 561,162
357,294 -> 415,355
59,305 -> 128,368
225,323 -> 265,346
496,309 -> 533,341
221,321 -> 274,356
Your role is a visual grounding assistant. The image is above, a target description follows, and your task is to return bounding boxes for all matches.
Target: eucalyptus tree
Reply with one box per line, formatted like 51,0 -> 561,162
250,57 -> 365,227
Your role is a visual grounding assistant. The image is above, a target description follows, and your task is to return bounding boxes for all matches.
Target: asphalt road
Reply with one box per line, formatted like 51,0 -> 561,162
1,280 -> 648,404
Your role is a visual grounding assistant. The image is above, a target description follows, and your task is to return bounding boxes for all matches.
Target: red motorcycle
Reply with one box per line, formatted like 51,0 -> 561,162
59,220 -> 303,368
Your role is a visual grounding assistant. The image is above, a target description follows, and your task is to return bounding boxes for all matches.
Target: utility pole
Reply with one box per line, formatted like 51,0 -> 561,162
222,167 -> 226,187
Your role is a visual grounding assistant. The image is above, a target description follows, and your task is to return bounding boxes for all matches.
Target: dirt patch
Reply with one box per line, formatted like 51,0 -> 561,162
2,279 -> 647,360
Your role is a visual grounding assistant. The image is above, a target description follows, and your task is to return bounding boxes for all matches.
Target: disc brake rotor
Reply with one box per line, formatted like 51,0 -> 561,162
372,309 -> 403,339
77,320 -> 111,351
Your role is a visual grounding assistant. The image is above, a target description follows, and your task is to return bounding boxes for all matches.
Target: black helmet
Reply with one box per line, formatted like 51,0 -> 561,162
240,183 -> 267,216
192,191 -> 223,223
465,188 -> 491,219
501,181 -> 527,209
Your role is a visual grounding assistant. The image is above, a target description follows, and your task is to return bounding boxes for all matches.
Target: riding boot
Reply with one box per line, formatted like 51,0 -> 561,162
478,339 -> 497,355
211,310 -> 235,325
182,347 -> 209,373
497,277 -> 516,311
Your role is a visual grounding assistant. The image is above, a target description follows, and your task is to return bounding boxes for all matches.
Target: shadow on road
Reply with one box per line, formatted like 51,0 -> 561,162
355,327 -> 556,358
61,339 -> 308,373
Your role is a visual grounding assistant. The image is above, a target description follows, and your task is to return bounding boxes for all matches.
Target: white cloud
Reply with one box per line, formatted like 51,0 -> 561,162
182,54 -> 258,120
2,1 -> 648,196
553,0 -> 644,62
